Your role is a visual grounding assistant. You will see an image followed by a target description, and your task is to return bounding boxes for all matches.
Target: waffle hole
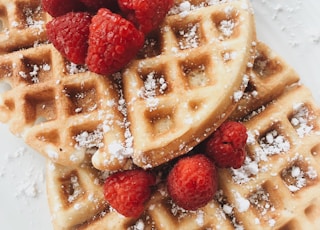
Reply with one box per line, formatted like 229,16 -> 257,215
181,57 -> 212,89
256,125 -> 290,160
188,99 -> 203,112
280,160 -> 318,193
289,103 -> 318,138
139,70 -> 170,97
24,89 -> 57,124
253,53 -> 283,78
137,31 -> 162,58
0,62 -> 13,79
247,182 -> 280,223
19,53 -> 52,84
35,130 -> 59,146
145,108 -> 174,136
63,83 -> 99,115
304,200 -> 320,223
212,10 -> 240,40
16,2 -> 44,29
71,122 -> 104,150
3,99 -> 15,111
59,171 -> 84,206
172,21 -> 201,50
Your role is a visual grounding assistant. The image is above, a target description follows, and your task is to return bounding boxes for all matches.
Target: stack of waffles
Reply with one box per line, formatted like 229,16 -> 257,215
1,0 -> 320,229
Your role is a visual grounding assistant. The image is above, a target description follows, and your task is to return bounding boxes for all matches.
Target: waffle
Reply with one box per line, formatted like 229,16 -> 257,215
46,42 -> 320,229
229,42 -> 300,120
0,0 -> 256,171
0,0 -> 48,53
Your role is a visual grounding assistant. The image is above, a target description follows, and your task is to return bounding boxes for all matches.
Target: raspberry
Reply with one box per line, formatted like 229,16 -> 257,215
118,0 -> 174,34
167,154 -> 218,210
41,0 -> 85,17
80,0 -> 120,12
86,8 -> 145,75
46,12 -> 92,64
205,121 -> 248,169
104,169 -> 156,218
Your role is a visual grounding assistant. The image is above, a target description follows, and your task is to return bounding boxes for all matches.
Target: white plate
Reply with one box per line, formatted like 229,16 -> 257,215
1,1 -> 320,229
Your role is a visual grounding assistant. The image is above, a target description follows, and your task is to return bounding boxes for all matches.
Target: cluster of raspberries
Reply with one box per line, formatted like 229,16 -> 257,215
42,0 -> 173,75
103,121 -> 248,218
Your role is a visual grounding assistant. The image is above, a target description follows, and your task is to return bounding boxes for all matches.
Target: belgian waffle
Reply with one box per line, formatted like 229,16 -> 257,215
0,0 -> 48,53
229,42 -> 300,120
0,0 -> 256,171
46,42 -> 320,229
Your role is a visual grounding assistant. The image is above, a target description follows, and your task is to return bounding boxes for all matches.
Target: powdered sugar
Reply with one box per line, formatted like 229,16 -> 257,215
219,19 -> 235,38
233,191 -> 250,212
74,128 -> 104,149
138,71 -> 168,110
66,63 -> 88,74
231,128 -> 290,184
0,142 -> 49,228
67,175 -> 83,203
291,103 -> 315,137
178,24 -> 200,50
233,74 -> 249,102
282,154 -> 318,193
23,6 -> 45,34
258,130 -> 290,157
18,63 -> 51,84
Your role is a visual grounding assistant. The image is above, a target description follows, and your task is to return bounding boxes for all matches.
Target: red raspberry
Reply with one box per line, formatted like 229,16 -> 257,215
80,0 -> 119,12
104,169 -> 156,218
86,8 -> 144,75
205,121 -> 248,169
167,154 -> 218,210
118,0 -> 174,34
41,0 -> 85,17
46,12 -> 92,64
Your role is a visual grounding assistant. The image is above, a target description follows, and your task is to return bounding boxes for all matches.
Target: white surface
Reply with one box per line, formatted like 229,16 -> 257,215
0,1 -> 320,229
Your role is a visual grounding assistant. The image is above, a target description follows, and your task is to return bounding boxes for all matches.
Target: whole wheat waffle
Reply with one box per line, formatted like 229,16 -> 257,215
0,0 -> 256,171
46,42 -> 320,229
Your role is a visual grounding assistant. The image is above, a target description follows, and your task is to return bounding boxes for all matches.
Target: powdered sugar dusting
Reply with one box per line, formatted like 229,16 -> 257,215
0,142 -> 49,228
67,174 -> 83,203
178,24 -> 200,50
23,6 -> 45,34
282,154 -> 318,193
74,127 -> 104,149
233,74 -> 249,102
138,71 -> 168,110
219,19 -> 235,39
291,103 -> 315,138
232,129 -> 290,184
258,130 -> 290,157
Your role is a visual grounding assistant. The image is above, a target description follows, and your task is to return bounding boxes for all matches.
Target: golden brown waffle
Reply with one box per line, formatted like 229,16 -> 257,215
0,0 -> 49,53
120,0 -> 256,169
46,43 -> 320,229
217,84 -> 320,229
0,0 -> 256,171
229,42 -> 300,120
